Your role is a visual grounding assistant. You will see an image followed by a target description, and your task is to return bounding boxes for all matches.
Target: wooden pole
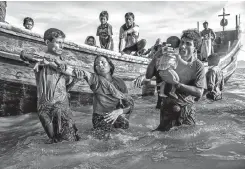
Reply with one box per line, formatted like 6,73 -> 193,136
197,21 -> 199,32
236,15 -> 238,30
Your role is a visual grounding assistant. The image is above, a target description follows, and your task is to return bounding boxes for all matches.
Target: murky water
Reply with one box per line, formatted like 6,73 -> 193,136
1,69 -> 245,169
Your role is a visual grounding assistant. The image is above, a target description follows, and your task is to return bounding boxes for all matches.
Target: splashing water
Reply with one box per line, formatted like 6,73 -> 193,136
1,70 -> 245,169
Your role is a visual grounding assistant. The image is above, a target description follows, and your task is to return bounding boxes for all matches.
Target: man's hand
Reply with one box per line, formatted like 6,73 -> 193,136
104,109 -> 124,124
134,74 -> 145,88
159,70 -> 179,85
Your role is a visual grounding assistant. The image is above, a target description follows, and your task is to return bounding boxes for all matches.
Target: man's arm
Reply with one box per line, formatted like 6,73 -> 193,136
176,83 -> 204,98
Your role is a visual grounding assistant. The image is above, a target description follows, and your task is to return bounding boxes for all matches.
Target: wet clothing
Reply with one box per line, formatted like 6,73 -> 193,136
156,58 -> 206,131
83,73 -> 134,130
96,23 -> 114,50
23,53 -> 79,142
206,66 -> 224,101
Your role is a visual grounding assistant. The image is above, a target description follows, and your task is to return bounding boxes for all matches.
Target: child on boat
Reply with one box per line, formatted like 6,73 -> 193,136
157,36 -> 192,99
23,17 -> 34,30
96,11 -> 114,50
206,53 -> 224,101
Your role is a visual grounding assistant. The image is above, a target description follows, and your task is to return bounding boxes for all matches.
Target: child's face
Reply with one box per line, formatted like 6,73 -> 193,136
125,16 -> 134,26
24,21 -> 33,30
100,16 -> 107,25
46,36 -> 64,55
87,37 -> 95,46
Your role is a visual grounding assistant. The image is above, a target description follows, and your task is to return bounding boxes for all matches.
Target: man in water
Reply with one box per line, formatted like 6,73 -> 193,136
200,21 -> 216,61
119,12 -> 146,56
135,29 -> 206,131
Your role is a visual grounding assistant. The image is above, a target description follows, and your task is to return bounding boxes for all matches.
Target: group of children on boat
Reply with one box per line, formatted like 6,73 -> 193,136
19,11 -> 224,143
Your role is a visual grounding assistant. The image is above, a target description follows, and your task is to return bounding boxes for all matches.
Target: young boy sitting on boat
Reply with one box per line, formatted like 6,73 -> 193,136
206,53 -> 224,101
119,12 -> 146,56
96,11 -> 114,51
156,36 -> 192,99
20,28 -> 79,143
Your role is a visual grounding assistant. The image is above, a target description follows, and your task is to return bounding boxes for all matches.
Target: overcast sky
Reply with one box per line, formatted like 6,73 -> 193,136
5,1 -> 245,60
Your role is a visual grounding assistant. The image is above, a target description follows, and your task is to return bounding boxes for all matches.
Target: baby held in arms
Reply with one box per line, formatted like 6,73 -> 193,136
157,36 -> 192,99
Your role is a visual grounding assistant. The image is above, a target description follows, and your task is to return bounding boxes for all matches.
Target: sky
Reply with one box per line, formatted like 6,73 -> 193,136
4,1 -> 245,60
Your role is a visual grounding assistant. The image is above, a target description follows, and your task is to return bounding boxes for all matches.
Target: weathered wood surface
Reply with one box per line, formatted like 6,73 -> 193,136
0,22 -> 151,116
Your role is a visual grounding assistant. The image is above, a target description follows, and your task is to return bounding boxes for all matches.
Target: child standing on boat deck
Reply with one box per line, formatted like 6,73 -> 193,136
157,36 -> 192,99
96,11 -> 114,51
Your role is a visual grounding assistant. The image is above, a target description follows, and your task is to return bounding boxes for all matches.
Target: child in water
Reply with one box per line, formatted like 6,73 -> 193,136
157,36 -> 192,99
96,11 -> 114,50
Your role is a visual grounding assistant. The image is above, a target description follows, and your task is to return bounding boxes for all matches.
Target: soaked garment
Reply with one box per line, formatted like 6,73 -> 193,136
84,73 -> 134,131
206,66 -> 224,101
34,60 -> 79,142
156,59 -> 206,131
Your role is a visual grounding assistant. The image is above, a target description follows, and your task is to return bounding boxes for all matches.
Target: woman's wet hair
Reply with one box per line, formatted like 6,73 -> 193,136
43,28 -> 66,42
125,12 -> 134,20
23,17 -> 34,26
99,11 -> 109,20
181,29 -> 202,50
94,55 -> 115,75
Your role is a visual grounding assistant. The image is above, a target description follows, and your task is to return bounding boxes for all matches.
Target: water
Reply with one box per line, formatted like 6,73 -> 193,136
1,69 -> 245,169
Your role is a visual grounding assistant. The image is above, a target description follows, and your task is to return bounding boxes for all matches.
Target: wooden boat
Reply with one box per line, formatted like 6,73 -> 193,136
0,8 -> 243,116
0,22 -> 152,116
142,9 -> 243,96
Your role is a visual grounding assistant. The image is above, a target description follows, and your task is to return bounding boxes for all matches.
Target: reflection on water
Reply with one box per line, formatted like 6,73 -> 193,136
1,70 -> 245,169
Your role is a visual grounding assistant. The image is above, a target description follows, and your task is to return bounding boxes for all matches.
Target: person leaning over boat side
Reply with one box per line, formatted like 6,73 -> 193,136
135,29 -> 206,131
96,11 -> 114,51
20,28 -> 79,143
200,21 -> 216,61
73,55 -> 134,139
85,35 -> 99,47
23,17 -> 34,30
119,12 -> 146,56
205,53 -> 224,101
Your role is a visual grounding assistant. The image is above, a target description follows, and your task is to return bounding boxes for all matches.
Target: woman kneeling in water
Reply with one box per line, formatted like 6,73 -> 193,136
74,55 -> 134,139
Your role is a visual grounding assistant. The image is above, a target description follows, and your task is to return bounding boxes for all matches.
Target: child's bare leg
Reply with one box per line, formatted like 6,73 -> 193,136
159,81 -> 167,97
167,68 -> 179,99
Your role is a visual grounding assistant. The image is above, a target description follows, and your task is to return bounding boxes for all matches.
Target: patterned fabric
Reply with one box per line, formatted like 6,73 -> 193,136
39,102 -> 79,142
157,97 -> 196,131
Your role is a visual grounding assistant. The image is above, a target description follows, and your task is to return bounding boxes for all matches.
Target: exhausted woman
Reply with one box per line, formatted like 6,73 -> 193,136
74,55 -> 134,139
